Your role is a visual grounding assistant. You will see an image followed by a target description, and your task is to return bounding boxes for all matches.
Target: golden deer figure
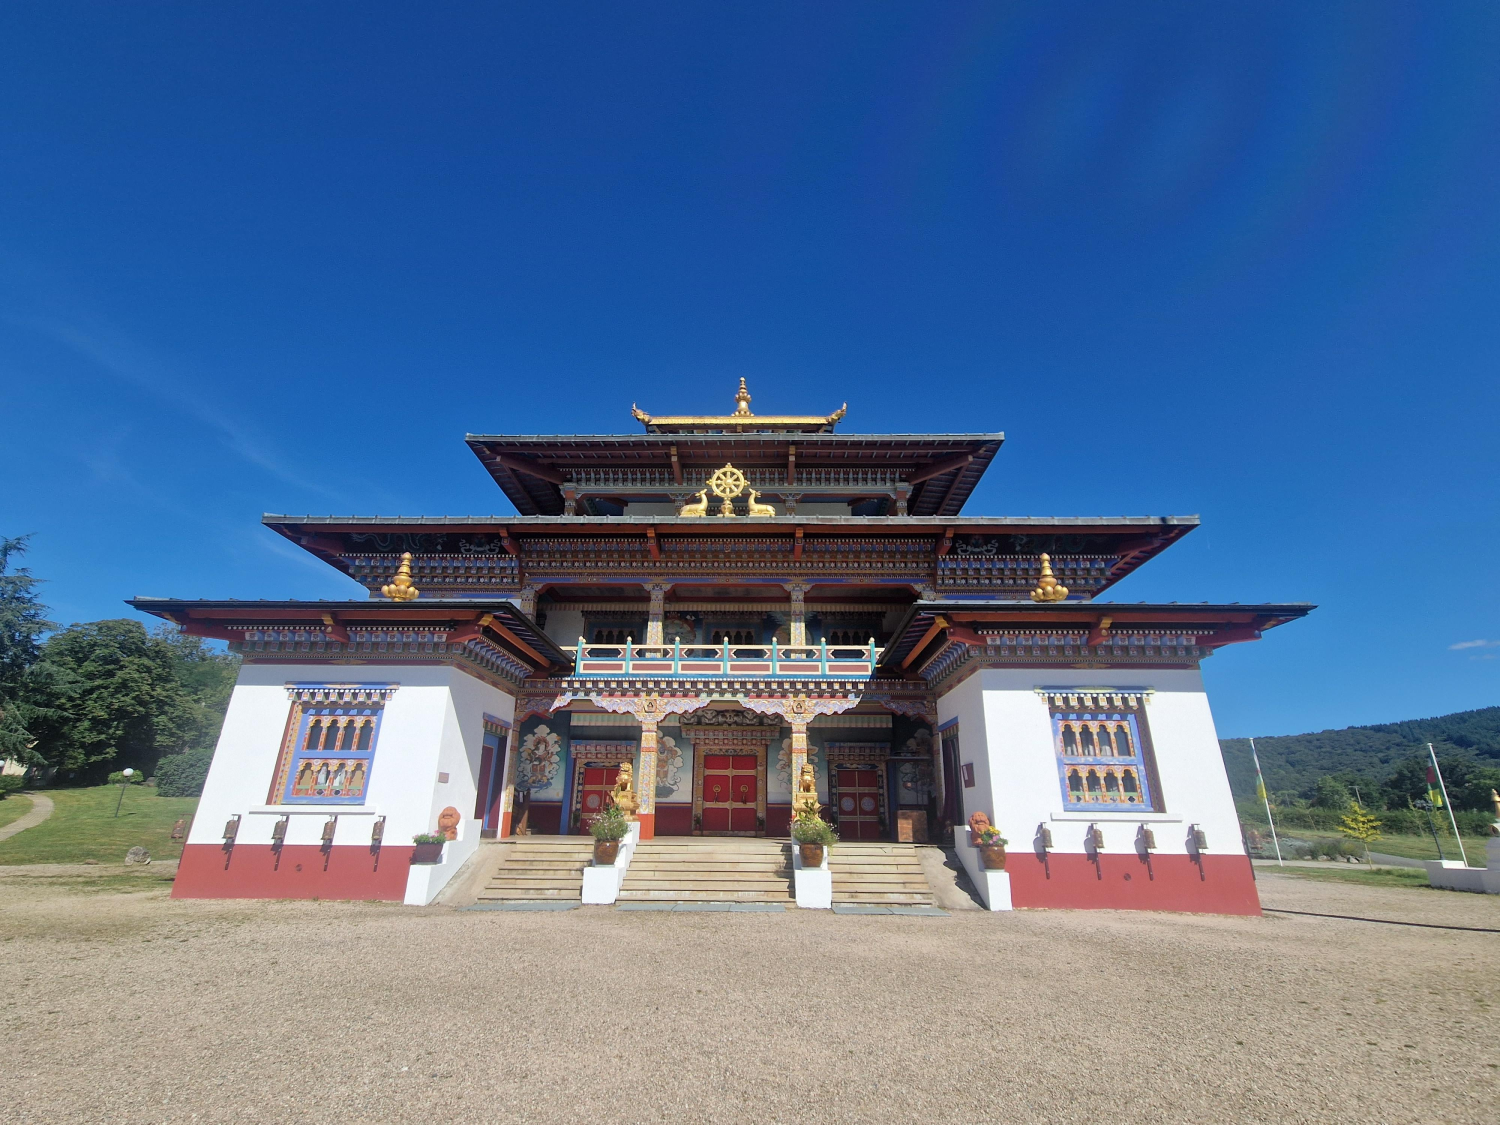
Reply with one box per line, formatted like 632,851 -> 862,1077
678,490 -> 709,517
745,489 -> 776,517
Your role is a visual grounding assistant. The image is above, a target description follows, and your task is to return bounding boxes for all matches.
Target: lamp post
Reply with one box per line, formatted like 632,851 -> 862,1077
114,768 -> 134,817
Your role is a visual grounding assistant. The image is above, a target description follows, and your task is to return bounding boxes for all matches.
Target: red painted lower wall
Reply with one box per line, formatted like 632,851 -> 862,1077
765,804 -> 791,837
172,843 -> 413,901
1005,851 -> 1261,916
656,804 -> 694,835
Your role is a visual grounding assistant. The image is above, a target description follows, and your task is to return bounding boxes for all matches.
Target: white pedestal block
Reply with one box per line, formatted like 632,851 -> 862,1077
952,832 -> 1014,911
1425,835 -> 1500,894
792,845 -> 832,909
582,822 -> 640,905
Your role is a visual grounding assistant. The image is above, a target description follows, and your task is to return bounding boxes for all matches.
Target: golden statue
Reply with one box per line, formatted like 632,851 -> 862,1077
381,552 -> 420,601
745,488 -> 776,517
609,762 -> 640,819
791,763 -> 819,819
678,490 -> 709,518
1030,553 -> 1068,603
708,463 -> 748,516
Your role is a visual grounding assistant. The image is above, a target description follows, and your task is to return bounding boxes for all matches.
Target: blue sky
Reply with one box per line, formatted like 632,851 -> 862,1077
3,3 -> 1498,738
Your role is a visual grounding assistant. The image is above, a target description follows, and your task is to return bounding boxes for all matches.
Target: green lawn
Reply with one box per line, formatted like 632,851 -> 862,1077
1260,865 -> 1436,890
0,793 -> 36,832
0,785 -> 199,866
1256,830 -> 1489,865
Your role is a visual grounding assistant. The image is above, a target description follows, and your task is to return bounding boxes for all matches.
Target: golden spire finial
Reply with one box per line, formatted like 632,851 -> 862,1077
733,377 -> 753,416
381,552 -> 420,601
1030,553 -> 1069,603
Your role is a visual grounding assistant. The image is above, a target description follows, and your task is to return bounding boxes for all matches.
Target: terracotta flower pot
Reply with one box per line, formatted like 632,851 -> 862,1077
978,842 -> 1007,870
410,842 -> 444,864
593,839 -> 621,865
798,842 -> 825,867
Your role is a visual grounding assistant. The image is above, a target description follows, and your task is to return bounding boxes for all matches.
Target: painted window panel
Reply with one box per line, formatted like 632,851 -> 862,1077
282,703 -> 385,804
1051,704 -> 1157,812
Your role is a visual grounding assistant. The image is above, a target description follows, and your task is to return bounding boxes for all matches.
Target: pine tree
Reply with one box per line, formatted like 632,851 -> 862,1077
0,536 -> 56,765
1339,801 -> 1383,862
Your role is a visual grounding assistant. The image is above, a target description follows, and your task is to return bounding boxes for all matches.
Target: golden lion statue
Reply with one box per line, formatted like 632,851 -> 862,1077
791,763 -> 820,819
609,762 -> 639,819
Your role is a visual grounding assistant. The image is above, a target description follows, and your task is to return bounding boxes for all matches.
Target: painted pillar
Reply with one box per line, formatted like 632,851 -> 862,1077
636,719 -> 658,840
497,724 -> 521,838
789,719 -> 810,811
644,582 -> 670,646
785,582 -> 808,646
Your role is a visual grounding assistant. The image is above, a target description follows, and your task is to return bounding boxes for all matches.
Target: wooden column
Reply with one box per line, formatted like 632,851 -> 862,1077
644,582 -> 670,646
497,724 -> 521,838
789,719 -> 810,810
785,582 -> 808,647
636,719 -> 658,839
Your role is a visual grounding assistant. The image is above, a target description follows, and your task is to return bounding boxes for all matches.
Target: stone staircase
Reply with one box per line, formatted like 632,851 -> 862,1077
475,836 -> 593,903
618,837 -> 794,903
829,842 -> 937,906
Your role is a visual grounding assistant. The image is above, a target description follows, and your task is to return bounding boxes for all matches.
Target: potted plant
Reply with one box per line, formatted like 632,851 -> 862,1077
973,823 -> 1008,869
791,813 -> 838,868
589,803 -> 629,865
411,832 -> 446,864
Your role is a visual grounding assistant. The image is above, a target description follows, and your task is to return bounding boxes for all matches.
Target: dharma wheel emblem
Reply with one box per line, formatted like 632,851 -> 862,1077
707,463 -> 747,515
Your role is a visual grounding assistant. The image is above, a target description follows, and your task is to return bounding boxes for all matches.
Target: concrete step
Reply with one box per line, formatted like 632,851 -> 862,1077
828,843 -> 936,906
479,838 -> 593,902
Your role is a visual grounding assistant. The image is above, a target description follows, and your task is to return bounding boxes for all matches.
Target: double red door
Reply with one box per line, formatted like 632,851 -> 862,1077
701,754 -> 758,834
835,767 -> 884,840
575,764 -> 620,833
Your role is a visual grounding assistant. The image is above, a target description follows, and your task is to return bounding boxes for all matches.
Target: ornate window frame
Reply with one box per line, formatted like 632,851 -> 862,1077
269,684 -> 399,805
1041,689 -> 1163,813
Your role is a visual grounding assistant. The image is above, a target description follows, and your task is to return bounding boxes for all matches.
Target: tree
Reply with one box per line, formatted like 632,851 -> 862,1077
1312,775 -> 1352,810
0,536 -> 56,765
23,619 -> 198,779
1339,802 -> 1383,862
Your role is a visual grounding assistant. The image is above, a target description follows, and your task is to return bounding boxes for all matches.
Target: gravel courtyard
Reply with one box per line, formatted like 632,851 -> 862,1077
2,869 -> 1496,1125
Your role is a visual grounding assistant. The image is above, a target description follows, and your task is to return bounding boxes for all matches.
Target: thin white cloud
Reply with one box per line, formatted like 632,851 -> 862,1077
22,314 -> 344,503
1449,639 -> 1500,650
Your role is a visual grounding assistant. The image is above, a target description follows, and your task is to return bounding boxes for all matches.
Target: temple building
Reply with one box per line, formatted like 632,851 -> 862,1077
135,381 -> 1310,913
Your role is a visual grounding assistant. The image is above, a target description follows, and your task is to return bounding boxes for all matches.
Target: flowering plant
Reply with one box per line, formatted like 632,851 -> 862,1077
973,824 -> 1007,846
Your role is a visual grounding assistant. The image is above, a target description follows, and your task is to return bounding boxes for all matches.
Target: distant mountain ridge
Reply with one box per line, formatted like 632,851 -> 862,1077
1219,705 -> 1500,800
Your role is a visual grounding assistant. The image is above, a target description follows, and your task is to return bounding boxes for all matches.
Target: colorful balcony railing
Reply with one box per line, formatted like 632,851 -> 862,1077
567,639 -> 880,680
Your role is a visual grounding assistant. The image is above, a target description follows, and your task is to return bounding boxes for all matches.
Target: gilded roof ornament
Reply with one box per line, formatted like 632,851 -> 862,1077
381,552 -> 420,601
1030,553 -> 1069,603
631,379 -> 847,433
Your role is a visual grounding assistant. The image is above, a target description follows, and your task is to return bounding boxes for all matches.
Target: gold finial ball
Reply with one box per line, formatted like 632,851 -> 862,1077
381,552 -> 420,601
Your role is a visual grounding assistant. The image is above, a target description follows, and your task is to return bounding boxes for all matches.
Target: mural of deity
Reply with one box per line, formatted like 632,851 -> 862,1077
655,733 -> 686,798
902,726 -> 933,758
896,760 -> 933,805
518,724 -> 563,796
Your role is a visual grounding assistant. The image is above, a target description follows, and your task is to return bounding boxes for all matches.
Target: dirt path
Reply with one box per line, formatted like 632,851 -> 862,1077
0,793 -> 53,843
0,869 -> 1495,1123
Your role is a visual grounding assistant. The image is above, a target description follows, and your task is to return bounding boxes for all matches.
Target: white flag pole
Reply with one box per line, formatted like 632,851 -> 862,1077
1250,738 -> 1283,866
1429,743 -> 1469,867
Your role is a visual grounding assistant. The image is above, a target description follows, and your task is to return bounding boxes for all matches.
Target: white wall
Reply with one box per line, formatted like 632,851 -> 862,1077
190,662 -> 515,901
937,667 -> 1243,858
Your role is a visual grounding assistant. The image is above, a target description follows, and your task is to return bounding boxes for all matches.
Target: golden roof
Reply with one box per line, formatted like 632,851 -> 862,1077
632,378 -> 846,434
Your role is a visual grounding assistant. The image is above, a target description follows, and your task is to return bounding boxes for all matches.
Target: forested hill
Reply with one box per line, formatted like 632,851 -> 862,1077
1220,706 -> 1500,803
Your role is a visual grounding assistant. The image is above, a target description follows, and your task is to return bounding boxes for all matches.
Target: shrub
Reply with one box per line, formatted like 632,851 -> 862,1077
0,776 -> 25,798
107,770 -> 146,786
588,803 -> 630,842
412,833 -> 446,845
791,814 -> 838,846
155,749 -> 213,798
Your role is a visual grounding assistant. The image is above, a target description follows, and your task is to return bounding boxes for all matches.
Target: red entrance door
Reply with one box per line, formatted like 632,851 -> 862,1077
575,765 -> 620,833
835,768 -> 883,840
701,754 -> 758,834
